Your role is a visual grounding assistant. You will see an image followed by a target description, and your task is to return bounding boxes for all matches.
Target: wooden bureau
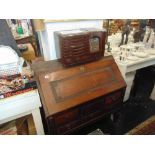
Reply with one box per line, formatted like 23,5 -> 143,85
33,56 -> 126,134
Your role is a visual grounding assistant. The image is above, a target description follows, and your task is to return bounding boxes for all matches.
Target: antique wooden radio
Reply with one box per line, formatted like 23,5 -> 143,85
54,28 -> 106,66
38,56 -> 126,134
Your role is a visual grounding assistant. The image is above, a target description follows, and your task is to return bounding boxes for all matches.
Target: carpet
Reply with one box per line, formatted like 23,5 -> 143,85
126,115 -> 155,135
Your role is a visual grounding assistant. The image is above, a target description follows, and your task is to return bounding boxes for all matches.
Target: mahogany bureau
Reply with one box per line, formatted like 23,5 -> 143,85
32,56 -> 126,134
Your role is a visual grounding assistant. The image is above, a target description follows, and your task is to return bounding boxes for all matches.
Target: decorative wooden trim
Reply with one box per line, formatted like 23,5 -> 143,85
50,67 -> 115,103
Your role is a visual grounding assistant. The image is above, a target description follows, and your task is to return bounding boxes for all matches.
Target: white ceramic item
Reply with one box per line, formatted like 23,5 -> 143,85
147,49 -> 155,55
127,56 -> 139,61
133,52 -> 148,58
0,45 -> 19,65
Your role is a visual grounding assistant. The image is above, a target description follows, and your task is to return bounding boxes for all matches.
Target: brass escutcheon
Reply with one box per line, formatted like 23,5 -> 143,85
80,66 -> 85,72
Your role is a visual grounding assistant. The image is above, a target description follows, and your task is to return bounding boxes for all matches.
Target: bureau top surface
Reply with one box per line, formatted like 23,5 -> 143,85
37,56 -> 126,117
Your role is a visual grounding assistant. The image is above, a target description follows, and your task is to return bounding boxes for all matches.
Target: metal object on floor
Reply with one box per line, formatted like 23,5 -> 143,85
88,129 -> 104,135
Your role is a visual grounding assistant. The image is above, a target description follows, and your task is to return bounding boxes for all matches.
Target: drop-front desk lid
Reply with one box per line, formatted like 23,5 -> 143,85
39,56 -> 126,117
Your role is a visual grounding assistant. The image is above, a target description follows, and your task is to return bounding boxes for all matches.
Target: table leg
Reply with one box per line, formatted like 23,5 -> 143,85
124,71 -> 136,101
32,108 -> 44,135
150,85 -> 155,100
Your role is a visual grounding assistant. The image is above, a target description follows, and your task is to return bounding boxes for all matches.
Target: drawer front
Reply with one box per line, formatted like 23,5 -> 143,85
81,98 -> 104,115
57,120 -> 80,134
81,110 -> 104,123
52,90 -> 124,134
81,98 -> 105,123
54,108 -> 79,126
104,90 -> 123,109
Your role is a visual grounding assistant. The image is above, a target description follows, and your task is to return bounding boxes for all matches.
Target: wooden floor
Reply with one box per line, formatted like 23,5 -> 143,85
16,115 -> 37,135
0,114 -> 37,135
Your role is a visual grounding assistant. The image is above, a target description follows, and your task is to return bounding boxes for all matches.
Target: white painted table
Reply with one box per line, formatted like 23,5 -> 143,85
105,50 -> 155,101
0,89 -> 44,135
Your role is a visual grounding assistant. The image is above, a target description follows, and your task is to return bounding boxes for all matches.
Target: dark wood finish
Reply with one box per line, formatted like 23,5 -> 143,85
15,35 -> 32,43
33,56 -> 126,134
15,35 -> 38,56
54,28 -> 106,67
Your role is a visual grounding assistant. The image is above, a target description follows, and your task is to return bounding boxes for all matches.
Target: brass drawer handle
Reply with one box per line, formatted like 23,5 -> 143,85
80,66 -> 85,72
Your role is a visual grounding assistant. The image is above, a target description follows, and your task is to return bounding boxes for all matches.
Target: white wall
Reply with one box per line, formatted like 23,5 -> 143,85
40,20 -> 104,61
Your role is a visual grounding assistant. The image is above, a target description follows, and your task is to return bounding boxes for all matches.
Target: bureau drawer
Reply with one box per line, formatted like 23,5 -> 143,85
104,90 -> 123,109
81,110 -> 104,123
81,98 -> 104,115
57,120 -> 80,134
54,108 -> 79,126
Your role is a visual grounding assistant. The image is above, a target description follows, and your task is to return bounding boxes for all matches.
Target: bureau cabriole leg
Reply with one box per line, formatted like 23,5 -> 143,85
32,108 -> 44,135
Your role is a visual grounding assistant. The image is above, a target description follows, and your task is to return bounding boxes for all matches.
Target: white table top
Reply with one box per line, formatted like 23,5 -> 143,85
105,49 -> 155,75
0,89 -> 41,124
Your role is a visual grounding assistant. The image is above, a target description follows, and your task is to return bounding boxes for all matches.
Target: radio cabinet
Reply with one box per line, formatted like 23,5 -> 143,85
54,28 -> 106,66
